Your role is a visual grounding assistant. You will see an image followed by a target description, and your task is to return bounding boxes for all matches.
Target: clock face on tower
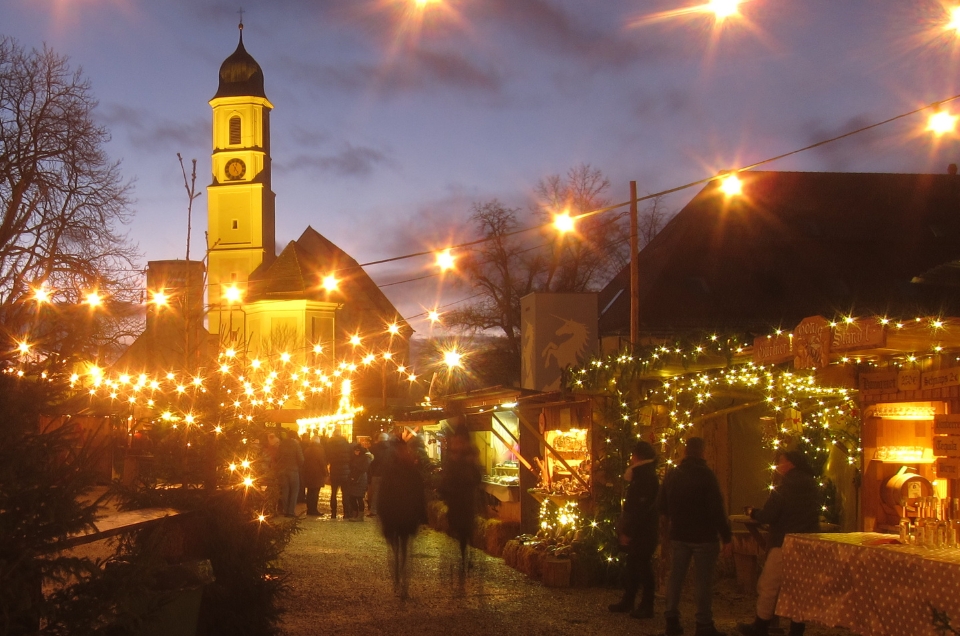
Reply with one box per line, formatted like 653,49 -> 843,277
225,158 -> 246,181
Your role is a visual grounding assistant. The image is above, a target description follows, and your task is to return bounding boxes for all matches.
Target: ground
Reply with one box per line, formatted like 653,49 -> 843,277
277,489 -> 856,636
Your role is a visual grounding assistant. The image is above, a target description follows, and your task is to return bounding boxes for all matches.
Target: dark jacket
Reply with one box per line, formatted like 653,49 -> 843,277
368,439 -> 391,478
751,467 -> 820,548
275,437 -> 303,473
346,450 -> 372,497
378,440 -> 428,540
658,456 -> 732,544
621,460 -> 660,546
302,442 -> 328,489
326,435 -> 352,482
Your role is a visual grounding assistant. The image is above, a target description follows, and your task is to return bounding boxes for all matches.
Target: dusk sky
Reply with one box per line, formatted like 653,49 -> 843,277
5,0 -> 960,331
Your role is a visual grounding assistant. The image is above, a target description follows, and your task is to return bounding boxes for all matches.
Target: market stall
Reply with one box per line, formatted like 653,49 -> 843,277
778,532 -> 960,636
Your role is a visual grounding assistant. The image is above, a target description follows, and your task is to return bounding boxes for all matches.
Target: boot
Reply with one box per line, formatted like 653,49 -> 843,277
737,616 -> 770,636
787,622 -> 805,636
608,598 -> 633,613
663,615 -> 684,636
694,623 -> 726,636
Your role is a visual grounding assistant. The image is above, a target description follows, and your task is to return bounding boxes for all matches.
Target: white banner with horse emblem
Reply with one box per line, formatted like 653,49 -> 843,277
520,292 -> 598,391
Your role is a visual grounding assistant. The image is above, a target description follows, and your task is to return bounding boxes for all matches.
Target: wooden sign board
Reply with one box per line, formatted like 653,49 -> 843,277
922,367 -> 960,391
934,414 -> 960,436
859,371 -> 897,395
933,436 -> 960,458
753,333 -> 793,365
793,316 -> 831,369
898,369 -> 921,392
832,321 -> 886,352
936,458 -> 960,479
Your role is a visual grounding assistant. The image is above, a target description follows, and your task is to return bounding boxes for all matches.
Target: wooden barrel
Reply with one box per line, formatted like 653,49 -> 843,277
881,472 -> 932,507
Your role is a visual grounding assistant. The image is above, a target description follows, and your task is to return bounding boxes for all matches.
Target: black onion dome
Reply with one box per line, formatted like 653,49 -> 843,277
214,29 -> 266,99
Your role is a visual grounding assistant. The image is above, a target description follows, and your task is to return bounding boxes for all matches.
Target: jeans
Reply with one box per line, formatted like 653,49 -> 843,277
278,470 -> 300,516
665,539 -> 720,626
329,478 -> 346,518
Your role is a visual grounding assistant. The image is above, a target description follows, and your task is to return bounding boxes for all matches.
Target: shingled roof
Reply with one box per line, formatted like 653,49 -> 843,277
248,226 -> 411,334
598,170 -> 960,336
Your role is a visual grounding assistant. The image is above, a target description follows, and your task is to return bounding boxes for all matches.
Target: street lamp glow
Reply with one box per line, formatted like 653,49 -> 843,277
32,286 -> 50,303
16,341 -> 31,355
322,274 -> 338,292
150,290 -> 168,306
707,0 -> 740,20
427,309 -> 441,323
927,110 -> 958,136
436,249 -> 455,272
349,334 -> 362,346
443,349 -> 463,368
223,285 -> 242,304
948,6 -> 960,31
84,291 -> 102,307
387,323 -> 400,335
719,174 -> 743,197
553,212 -> 576,234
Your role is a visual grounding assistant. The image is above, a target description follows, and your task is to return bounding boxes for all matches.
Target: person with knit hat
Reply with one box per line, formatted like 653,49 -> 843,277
736,449 -> 820,636
609,439 -> 660,619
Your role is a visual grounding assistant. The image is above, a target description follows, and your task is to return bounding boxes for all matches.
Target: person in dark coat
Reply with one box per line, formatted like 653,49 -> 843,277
302,435 -> 328,516
367,433 -> 391,517
326,426 -> 352,520
346,443 -> 372,521
609,440 -> 660,619
737,450 -> 820,636
438,425 -> 482,578
658,437 -> 732,636
276,429 -> 304,517
377,437 -> 428,599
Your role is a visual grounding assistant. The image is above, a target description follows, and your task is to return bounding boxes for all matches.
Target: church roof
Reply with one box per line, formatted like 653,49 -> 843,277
248,226 -> 412,333
213,27 -> 266,99
598,170 -> 960,336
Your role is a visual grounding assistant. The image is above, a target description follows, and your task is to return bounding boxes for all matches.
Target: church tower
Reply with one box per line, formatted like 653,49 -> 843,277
207,23 -> 276,338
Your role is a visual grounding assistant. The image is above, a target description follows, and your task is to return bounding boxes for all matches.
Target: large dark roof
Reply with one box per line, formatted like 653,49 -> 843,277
598,170 -> 960,336
213,28 -> 266,99
248,226 -> 411,334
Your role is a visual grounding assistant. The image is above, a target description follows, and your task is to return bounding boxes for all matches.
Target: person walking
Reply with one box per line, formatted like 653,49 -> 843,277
367,433 -> 391,517
609,440 -> 660,620
276,429 -> 304,518
346,443 -> 372,521
378,436 -> 428,599
438,425 -> 482,579
658,436 -> 732,636
736,450 -> 820,636
302,435 -> 328,516
326,426 -> 352,520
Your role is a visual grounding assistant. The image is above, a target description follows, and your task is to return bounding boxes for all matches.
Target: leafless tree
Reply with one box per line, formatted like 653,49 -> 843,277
0,36 -> 140,362
445,166 -> 672,384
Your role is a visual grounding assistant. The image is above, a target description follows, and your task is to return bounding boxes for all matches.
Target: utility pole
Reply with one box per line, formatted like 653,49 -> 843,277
629,181 -> 639,348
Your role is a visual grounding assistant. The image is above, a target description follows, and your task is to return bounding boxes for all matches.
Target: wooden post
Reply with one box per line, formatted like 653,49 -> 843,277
630,180 -> 639,348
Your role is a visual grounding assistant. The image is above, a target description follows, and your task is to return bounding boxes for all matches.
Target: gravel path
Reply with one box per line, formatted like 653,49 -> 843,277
278,490 -> 856,636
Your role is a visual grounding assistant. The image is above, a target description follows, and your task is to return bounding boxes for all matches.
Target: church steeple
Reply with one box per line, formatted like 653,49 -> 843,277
206,24 -> 276,340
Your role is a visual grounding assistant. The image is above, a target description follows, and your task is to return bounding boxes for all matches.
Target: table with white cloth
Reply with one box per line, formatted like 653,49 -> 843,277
777,532 -> 960,636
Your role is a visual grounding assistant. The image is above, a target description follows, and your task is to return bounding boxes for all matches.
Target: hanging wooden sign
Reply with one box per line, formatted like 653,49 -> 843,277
933,436 -> 960,458
921,366 -> 960,391
832,320 -> 886,352
859,371 -> 897,395
753,333 -> 793,365
793,316 -> 831,369
898,369 -> 921,392
936,458 -> 960,479
934,414 -> 960,436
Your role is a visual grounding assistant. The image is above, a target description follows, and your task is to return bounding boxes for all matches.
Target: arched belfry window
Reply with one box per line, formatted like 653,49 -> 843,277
229,116 -> 241,145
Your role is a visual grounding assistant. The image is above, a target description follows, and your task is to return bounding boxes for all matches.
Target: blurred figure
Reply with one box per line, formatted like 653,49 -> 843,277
346,443 -> 372,521
378,436 -> 427,599
326,426 -> 351,520
302,435 -> 328,516
276,429 -> 304,518
367,433 -> 391,517
438,425 -> 481,579
609,440 -> 660,619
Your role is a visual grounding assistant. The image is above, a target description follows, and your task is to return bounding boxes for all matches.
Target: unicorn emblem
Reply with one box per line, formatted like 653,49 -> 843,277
541,316 -> 589,383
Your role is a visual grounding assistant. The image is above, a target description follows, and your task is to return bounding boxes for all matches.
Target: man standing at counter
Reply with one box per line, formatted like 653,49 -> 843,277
658,437 -> 732,636
736,449 -> 820,636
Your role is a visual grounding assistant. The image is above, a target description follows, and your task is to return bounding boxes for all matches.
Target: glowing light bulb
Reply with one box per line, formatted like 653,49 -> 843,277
223,285 -> 243,304
948,6 -> 960,31
387,323 -> 400,335
84,291 -> 102,307
443,349 -> 463,368
349,334 -> 362,346
928,111 -> 958,136
428,310 -> 441,323
322,274 -> 338,292
436,249 -> 455,271
707,0 -> 740,19
719,174 -> 742,197
553,212 -> 576,234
